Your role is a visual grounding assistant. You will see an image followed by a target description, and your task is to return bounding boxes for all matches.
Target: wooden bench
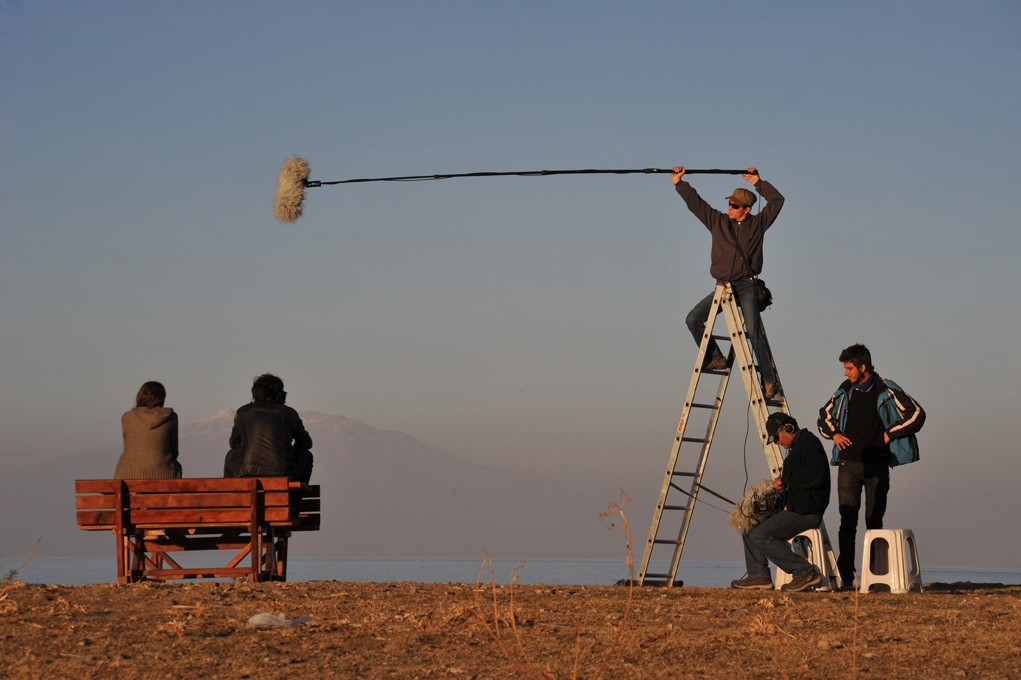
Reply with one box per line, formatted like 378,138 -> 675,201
75,477 -> 320,584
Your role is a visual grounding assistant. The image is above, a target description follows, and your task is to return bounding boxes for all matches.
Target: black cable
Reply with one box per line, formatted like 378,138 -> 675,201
672,485 -> 731,515
305,167 -> 752,187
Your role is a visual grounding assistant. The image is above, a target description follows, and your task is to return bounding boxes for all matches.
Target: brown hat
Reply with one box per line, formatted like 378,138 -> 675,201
726,188 -> 757,207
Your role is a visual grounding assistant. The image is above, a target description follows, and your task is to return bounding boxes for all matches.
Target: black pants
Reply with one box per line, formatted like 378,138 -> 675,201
291,449 -> 314,485
223,448 -> 313,485
836,459 -> 890,581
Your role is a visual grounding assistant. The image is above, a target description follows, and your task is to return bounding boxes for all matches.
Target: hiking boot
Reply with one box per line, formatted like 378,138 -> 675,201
780,569 -> 821,592
731,574 -> 773,590
764,382 -> 781,399
704,356 -> 728,371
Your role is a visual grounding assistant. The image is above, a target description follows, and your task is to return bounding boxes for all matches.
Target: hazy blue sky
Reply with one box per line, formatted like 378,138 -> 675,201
2,2 -> 1019,566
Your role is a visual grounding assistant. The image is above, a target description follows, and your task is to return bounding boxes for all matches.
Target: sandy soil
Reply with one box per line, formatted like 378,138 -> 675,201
1,578 -> 1019,679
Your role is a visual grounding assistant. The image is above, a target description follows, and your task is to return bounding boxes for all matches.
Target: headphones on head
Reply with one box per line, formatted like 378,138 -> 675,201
767,414 -> 798,443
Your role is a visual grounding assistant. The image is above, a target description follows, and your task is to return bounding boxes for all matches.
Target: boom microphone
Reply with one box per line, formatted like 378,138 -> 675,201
274,156 -> 311,223
274,156 -> 753,223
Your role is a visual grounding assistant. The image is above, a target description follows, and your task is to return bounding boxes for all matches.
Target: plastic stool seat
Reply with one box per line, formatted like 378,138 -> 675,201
860,529 -> 922,594
775,529 -> 834,591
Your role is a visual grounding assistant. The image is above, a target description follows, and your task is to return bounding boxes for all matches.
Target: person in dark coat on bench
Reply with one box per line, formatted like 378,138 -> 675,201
224,374 -> 313,484
114,381 -> 183,480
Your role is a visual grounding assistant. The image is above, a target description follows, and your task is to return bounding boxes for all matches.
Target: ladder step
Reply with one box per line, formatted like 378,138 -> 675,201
654,539 -> 683,545
689,403 -> 719,410
663,504 -> 693,511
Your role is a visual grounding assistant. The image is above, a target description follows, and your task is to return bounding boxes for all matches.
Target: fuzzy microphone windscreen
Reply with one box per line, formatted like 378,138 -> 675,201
728,479 -> 780,535
274,156 -> 311,222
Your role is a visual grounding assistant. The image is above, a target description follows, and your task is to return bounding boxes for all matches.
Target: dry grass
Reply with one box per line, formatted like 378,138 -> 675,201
1,576 -> 1019,678
473,490 -> 635,679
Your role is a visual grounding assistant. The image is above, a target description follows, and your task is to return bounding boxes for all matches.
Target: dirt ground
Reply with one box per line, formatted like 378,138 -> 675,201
1,578 -> 1019,679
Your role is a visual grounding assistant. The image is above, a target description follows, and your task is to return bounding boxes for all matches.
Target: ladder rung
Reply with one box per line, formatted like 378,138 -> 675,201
689,403 -> 719,410
680,436 -> 707,443
710,334 -> 729,340
670,471 -> 696,477
663,504 -> 692,511
654,539 -> 683,545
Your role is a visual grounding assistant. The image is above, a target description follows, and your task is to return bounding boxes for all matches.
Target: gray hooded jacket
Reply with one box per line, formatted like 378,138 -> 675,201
114,407 -> 182,479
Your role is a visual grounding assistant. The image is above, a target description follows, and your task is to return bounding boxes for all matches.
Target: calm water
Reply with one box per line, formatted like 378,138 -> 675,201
2,556 -> 1020,588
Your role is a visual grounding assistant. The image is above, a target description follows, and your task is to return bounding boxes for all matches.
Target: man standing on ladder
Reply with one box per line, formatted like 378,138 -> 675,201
671,165 -> 785,398
732,412 -> 831,591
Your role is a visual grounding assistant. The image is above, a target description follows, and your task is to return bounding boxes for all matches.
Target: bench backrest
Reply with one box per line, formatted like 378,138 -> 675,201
75,478 -> 320,532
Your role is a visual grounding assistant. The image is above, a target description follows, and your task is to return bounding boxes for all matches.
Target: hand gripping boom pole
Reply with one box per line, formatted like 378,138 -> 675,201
273,155 -> 755,223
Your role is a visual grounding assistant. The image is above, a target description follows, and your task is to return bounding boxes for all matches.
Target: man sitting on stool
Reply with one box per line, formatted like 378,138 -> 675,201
732,412 -> 831,592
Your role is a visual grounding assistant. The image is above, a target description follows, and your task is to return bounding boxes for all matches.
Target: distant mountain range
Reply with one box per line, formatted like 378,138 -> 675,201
0,411 -> 638,561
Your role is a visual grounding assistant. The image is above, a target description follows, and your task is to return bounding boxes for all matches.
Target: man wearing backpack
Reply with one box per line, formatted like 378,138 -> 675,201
818,343 -> 925,589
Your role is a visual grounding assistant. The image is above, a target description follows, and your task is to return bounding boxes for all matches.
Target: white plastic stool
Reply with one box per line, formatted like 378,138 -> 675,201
859,529 -> 922,594
775,529 -> 834,591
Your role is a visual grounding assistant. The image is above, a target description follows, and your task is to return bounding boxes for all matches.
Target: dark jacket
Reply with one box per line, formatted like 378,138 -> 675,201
675,178 -> 784,282
817,373 -> 925,467
114,407 -> 182,479
780,430 -> 830,516
224,402 -> 312,478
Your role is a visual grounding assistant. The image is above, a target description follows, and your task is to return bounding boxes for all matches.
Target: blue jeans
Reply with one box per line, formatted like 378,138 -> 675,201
743,511 -> 822,578
685,279 -> 776,384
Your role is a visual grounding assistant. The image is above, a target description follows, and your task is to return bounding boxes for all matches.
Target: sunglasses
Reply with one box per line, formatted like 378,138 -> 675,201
728,202 -> 745,210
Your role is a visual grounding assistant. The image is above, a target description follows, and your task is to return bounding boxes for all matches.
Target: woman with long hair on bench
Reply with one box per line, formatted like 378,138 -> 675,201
113,381 -> 182,480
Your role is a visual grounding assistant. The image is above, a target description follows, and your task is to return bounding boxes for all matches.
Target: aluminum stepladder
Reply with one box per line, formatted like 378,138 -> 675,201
636,282 -> 841,589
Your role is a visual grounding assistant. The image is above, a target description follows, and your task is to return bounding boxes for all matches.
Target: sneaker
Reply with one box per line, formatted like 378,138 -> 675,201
731,574 -> 774,590
764,382 -> 781,399
780,569 -> 821,592
704,356 -> 728,371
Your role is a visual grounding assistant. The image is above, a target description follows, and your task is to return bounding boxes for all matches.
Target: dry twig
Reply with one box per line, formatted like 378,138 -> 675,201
474,553 -> 547,680
473,489 -> 635,680
594,489 -> 634,679
2,537 -> 42,585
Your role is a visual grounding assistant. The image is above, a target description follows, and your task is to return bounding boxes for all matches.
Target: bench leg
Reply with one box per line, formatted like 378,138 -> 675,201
261,528 -> 280,582
263,532 -> 284,582
116,532 -> 129,585
275,536 -> 289,581
249,529 -> 260,582
119,532 -> 146,584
